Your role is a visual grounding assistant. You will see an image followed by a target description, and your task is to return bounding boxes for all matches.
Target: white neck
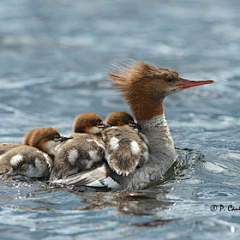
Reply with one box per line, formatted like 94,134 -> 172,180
140,114 -> 169,129
140,114 -> 176,164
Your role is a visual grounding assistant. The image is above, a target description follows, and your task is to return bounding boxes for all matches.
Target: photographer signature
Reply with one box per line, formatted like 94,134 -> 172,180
210,204 -> 240,212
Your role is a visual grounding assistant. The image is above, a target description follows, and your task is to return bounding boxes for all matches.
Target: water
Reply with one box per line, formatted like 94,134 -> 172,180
0,0 -> 240,239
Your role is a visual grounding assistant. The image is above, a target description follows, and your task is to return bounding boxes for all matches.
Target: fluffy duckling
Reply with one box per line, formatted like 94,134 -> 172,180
103,111 -> 149,176
49,113 -> 109,181
0,127 -> 70,180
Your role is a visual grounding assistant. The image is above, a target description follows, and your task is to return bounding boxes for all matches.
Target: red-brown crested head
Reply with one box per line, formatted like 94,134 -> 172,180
108,60 -> 214,122
73,113 -> 109,134
23,127 -> 70,155
105,111 -> 140,130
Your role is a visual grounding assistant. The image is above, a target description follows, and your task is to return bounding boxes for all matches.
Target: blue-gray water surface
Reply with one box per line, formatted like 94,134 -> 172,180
0,0 -> 240,239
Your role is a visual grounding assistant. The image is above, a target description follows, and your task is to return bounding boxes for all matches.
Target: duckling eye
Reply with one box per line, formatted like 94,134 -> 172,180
96,122 -> 104,128
165,77 -> 174,83
53,136 -> 61,142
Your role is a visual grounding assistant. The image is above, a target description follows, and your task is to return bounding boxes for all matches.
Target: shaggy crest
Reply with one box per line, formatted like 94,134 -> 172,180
107,60 -> 167,99
107,60 -> 172,122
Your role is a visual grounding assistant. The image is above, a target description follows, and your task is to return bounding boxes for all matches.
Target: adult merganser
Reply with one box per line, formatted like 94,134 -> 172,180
49,113 -> 109,180
52,60 -> 214,191
103,111 -> 149,176
0,127 -> 70,180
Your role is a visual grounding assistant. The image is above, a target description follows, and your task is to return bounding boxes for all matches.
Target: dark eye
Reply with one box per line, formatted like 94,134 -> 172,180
96,122 -> 104,128
53,135 -> 61,142
165,77 -> 174,83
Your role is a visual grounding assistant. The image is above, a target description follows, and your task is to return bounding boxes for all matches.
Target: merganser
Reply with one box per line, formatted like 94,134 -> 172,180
49,113 -> 109,181
103,111 -> 149,176
52,60 -> 214,191
0,127 -> 70,180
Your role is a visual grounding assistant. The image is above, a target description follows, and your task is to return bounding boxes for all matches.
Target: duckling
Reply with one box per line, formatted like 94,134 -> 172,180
0,127 -> 70,180
49,113 -> 109,180
103,111 -> 149,176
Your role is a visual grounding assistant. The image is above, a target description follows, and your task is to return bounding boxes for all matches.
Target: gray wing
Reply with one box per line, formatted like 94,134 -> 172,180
51,162 -> 121,190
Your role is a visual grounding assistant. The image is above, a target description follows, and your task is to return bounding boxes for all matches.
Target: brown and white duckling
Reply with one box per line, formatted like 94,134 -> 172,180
0,127 -> 70,180
49,113 -> 109,181
103,111 -> 149,176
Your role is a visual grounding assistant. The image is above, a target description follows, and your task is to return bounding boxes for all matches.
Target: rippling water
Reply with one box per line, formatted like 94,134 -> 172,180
0,0 -> 240,239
